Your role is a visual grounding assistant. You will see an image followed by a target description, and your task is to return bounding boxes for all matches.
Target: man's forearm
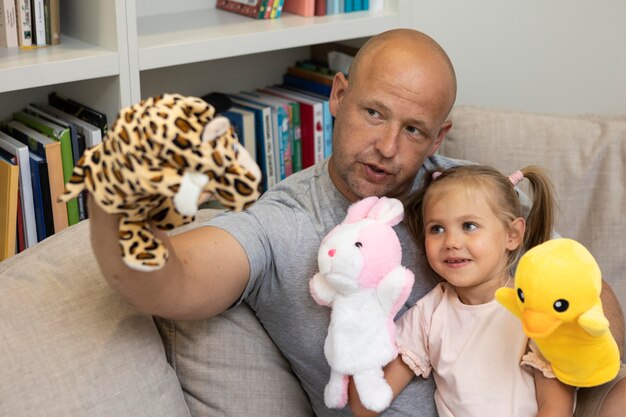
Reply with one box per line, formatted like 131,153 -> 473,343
601,280 -> 625,359
87,196 -> 249,320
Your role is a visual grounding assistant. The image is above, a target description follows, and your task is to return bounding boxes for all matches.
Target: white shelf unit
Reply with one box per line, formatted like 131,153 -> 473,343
1,0 -> 413,133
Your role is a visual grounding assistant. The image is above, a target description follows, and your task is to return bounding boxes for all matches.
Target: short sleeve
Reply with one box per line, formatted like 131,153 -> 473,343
521,340 -> 556,378
395,292 -> 440,379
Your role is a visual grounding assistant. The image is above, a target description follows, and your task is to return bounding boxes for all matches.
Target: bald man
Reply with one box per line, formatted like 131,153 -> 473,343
89,29 -> 624,416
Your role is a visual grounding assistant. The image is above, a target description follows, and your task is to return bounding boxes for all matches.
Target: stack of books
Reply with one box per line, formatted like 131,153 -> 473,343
0,0 -> 61,48
218,48 -> 356,192
0,93 -> 106,260
215,0 -> 384,19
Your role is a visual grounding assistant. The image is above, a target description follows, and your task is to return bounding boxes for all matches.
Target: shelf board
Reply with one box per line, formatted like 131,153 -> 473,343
137,9 -> 402,71
0,36 -> 119,93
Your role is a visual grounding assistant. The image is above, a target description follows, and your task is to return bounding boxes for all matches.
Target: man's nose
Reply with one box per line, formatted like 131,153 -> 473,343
374,126 -> 400,158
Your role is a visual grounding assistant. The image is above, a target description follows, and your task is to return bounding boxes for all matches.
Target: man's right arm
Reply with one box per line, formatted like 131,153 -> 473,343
88,196 -> 250,320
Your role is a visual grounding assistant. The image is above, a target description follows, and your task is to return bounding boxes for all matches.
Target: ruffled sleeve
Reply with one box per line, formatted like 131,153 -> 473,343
521,340 -> 556,378
395,285 -> 446,379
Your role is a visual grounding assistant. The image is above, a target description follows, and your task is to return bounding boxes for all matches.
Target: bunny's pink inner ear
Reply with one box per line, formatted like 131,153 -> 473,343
367,197 -> 404,226
344,196 -> 381,223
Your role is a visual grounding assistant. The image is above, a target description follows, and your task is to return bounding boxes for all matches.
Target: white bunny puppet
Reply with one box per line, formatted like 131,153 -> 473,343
310,196 -> 415,412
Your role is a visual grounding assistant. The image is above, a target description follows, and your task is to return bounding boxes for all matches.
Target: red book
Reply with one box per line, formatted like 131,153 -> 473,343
215,0 -> 270,19
282,0 -> 315,17
315,0 -> 326,16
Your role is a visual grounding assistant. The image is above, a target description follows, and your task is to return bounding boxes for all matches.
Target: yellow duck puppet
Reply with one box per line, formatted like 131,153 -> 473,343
495,238 -> 620,387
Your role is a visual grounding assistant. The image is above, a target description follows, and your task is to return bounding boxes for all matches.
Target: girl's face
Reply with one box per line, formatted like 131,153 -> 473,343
423,188 -> 523,305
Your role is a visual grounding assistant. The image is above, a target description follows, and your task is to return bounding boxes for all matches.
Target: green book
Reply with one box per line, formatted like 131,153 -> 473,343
13,111 -> 79,225
286,101 -> 302,173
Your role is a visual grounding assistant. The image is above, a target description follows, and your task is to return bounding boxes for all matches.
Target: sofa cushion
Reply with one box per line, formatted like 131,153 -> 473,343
155,209 -> 315,417
441,106 -> 626,321
0,220 -> 190,417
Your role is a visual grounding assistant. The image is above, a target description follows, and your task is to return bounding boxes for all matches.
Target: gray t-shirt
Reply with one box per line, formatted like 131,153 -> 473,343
208,155 -> 464,417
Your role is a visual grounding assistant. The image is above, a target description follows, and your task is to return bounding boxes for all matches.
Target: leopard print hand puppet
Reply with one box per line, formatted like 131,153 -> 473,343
59,93 -> 261,271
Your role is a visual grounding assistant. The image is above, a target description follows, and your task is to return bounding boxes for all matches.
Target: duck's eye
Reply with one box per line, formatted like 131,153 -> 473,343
355,242 -> 363,248
517,288 -> 525,303
553,299 -> 569,312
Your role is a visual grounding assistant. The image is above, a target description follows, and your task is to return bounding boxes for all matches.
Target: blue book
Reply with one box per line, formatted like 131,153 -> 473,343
353,0 -> 363,11
28,153 -> 48,240
279,86 -> 334,159
345,0 -> 354,12
282,73 -> 332,97
233,92 -> 290,181
226,95 -> 277,192
29,153 -> 54,239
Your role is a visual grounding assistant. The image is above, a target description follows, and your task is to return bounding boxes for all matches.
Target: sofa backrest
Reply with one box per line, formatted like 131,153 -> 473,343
440,106 -> 626,322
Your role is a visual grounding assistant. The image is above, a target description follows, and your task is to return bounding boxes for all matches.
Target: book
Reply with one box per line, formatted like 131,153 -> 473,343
270,0 -> 284,18
48,92 -> 108,138
287,65 -> 334,86
28,151 -> 54,239
13,110 -> 79,225
5,120 -> 68,234
264,86 -> 324,168
326,0 -> 343,14
237,91 -> 292,179
25,104 -> 87,220
215,0 -> 270,19
225,96 -> 277,191
34,103 -> 102,148
29,0 -> 45,46
282,0 -> 314,16
353,0 -> 363,11
0,156 -> 19,261
43,0 -> 59,44
257,88 -> 303,173
282,73 -> 332,96
14,0 -> 31,47
315,0 -> 326,16
280,85 -> 333,159
0,131 -> 37,247
0,0 -> 18,47
222,107 -> 256,162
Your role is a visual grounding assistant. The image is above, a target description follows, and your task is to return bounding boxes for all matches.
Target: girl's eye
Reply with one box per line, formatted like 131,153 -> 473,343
463,222 -> 478,231
430,225 -> 444,234
355,242 -> 363,248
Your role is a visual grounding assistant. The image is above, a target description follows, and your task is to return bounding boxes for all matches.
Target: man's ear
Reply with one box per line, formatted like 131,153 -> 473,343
329,72 -> 348,117
427,119 -> 453,156
506,217 -> 526,251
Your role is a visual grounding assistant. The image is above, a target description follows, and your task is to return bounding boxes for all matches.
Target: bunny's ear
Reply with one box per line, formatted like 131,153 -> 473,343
367,197 -> 404,226
344,196 -> 381,223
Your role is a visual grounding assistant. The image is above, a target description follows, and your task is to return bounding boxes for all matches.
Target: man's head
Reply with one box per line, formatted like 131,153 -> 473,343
328,29 -> 457,202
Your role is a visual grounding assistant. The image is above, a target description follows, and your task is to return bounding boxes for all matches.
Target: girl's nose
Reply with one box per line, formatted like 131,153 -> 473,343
328,249 -> 336,257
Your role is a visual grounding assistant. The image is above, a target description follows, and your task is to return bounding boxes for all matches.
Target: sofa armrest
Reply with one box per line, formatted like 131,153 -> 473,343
0,220 -> 190,417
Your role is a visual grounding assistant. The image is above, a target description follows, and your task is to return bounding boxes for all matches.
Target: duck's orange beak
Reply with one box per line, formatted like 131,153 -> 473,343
522,309 -> 562,338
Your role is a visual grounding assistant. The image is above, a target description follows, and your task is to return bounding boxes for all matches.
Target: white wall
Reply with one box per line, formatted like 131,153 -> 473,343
414,0 -> 626,115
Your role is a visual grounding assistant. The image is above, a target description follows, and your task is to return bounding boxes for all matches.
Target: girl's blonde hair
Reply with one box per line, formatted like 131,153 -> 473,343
404,164 -> 556,266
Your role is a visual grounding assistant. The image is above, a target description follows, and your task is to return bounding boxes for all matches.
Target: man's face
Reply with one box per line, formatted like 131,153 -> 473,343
328,54 -> 452,202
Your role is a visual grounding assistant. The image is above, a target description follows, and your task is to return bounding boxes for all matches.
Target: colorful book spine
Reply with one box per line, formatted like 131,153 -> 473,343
13,111 -> 79,225
0,0 -> 18,47
0,157 -> 19,261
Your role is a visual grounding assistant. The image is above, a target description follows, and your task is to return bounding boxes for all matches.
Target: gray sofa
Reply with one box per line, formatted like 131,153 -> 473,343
1,106 -> 625,416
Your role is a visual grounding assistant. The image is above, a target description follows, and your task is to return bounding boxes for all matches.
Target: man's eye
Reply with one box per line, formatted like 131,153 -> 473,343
366,108 -> 380,117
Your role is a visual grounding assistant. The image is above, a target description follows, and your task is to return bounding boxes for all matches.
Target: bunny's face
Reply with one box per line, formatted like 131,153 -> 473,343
318,219 -> 403,294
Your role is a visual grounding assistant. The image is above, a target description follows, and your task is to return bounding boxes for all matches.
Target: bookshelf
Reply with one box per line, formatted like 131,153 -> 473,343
0,0 -> 413,149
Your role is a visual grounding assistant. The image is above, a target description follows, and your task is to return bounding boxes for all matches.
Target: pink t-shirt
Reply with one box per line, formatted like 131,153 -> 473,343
396,282 -> 539,417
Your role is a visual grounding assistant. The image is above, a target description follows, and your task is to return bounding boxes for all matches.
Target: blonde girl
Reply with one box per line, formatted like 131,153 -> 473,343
349,164 -> 575,417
